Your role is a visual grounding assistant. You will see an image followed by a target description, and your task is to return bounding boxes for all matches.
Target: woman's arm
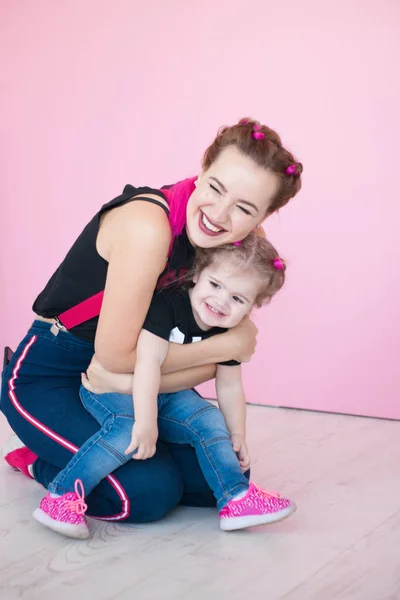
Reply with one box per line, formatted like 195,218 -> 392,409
94,200 -> 171,372
160,315 -> 259,374
82,354 -> 216,395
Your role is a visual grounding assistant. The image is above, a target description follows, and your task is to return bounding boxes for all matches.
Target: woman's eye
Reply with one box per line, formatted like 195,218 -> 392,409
237,205 -> 251,215
209,184 -> 221,194
233,296 -> 244,304
210,281 -> 220,289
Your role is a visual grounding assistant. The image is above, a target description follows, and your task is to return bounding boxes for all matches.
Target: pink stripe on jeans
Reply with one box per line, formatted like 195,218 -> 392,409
7,334 -> 131,521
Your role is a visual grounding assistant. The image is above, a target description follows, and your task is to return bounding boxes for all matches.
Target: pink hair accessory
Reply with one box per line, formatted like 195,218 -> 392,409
251,123 -> 265,140
239,118 -> 250,125
285,164 -> 298,176
233,241 -> 242,247
273,257 -> 285,271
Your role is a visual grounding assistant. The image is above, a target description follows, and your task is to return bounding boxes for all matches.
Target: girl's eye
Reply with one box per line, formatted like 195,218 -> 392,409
237,205 -> 251,215
210,281 -> 220,289
233,296 -> 244,304
209,184 -> 221,194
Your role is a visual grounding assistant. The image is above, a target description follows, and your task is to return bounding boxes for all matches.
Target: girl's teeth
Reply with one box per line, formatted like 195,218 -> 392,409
207,304 -> 222,315
202,213 -> 223,233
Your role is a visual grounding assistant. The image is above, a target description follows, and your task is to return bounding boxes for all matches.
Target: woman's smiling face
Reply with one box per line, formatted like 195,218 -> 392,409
186,145 -> 279,248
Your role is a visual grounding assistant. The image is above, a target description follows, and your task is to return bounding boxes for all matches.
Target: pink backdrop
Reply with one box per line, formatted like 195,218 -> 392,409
1,1 -> 399,418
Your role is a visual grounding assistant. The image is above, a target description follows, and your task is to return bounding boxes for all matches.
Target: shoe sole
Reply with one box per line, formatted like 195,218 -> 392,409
33,508 -> 90,540
220,501 -> 297,531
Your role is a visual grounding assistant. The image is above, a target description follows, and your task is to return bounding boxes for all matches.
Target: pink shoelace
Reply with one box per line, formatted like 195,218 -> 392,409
65,479 -> 88,515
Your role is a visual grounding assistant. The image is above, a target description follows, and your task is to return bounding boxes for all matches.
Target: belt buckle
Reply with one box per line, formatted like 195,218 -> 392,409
50,318 -> 66,337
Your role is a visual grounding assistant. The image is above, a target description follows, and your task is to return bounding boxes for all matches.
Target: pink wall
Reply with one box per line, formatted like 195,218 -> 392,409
1,1 -> 399,419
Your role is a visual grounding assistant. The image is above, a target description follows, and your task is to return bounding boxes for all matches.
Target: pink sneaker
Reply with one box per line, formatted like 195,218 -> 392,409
33,479 -> 90,539
1,434 -> 37,479
219,482 -> 296,531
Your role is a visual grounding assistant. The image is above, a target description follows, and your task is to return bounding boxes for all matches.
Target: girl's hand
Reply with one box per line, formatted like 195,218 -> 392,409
231,434 -> 251,472
125,422 -> 158,460
227,316 -> 258,362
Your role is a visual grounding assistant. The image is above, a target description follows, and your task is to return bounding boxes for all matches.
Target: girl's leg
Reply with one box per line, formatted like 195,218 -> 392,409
33,443 -> 183,523
47,388 -> 136,496
0,322 -> 183,523
166,442 -> 250,508
158,390 -> 249,511
158,390 -> 296,531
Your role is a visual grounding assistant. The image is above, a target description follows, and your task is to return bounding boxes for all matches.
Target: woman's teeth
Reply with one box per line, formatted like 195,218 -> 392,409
202,213 -> 223,233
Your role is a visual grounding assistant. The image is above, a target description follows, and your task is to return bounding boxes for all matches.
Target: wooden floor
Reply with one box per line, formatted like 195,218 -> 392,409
0,405 -> 399,600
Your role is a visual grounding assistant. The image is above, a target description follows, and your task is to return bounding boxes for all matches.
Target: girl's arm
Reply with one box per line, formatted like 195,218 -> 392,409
215,364 -> 251,472
125,330 -> 169,460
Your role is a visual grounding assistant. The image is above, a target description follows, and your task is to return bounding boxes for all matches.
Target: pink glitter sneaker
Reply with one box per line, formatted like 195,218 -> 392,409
33,479 -> 89,539
1,434 -> 37,479
219,482 -> 296,531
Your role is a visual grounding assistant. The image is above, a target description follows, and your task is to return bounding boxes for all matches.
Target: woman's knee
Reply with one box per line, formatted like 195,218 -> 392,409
95,443 -> 184,524
128,469 -> 183,523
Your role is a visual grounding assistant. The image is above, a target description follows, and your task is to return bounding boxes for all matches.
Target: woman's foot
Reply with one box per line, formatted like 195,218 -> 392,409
33,479 -> 89,539
1,434 -> 37,479
219,482 -> 296,531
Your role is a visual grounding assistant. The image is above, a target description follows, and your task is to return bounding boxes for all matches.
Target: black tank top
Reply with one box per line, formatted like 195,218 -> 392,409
33,185 -> 195,341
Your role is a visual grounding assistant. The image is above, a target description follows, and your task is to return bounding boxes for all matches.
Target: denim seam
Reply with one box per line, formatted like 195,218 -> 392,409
97,436 -> 129,463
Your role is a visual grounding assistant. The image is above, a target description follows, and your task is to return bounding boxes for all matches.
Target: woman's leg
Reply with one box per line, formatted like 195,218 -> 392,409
0,322 -> 183,522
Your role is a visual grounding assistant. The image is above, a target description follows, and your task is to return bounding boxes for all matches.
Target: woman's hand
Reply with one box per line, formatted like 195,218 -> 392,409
231,434 -> 251,472
125,421 -> 158,460
81,356 -> 132,395
226,316 -> 258,362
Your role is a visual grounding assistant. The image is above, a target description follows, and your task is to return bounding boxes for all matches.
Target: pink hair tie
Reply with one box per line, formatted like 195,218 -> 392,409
273,257 -> 285,271
285,164 -> 298,176
251,123 -> 264,140
239,119 -> 265,140
233,241 -> 242,247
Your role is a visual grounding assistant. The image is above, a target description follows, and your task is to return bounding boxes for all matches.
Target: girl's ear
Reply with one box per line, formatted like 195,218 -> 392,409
192,272 -> 199,284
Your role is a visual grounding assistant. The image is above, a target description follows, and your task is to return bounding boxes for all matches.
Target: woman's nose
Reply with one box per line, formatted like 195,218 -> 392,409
209,200 -> 230,224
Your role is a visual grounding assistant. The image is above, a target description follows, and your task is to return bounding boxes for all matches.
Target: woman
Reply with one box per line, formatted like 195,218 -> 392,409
1,118 -> 303,523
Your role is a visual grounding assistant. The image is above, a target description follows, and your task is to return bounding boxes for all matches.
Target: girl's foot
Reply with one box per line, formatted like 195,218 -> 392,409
219,482 -> 296,531
1,434 -> 37,479
33,479 -> 89,539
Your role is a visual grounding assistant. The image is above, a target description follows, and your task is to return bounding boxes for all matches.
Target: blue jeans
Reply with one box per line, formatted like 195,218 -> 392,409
1,321 -> 249,522
49,387 -> 249,511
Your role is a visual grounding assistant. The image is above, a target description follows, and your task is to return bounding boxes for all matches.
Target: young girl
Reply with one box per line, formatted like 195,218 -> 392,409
33,233 -> 296,538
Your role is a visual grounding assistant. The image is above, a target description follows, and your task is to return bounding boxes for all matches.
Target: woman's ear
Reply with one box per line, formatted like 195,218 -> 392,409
192,272 -> 199,284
